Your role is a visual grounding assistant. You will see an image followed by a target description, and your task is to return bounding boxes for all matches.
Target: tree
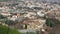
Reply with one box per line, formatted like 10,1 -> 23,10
0,15 -> 7,19
46,18 -> 55,27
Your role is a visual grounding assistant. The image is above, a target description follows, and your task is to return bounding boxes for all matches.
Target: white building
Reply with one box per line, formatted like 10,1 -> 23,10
37,10 -> 45,17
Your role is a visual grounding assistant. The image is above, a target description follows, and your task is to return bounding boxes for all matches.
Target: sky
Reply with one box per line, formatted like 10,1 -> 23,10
0,0 -> 60,3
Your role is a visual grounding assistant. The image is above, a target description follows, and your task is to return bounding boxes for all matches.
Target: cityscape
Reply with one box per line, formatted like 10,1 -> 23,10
0,0 -> 60,34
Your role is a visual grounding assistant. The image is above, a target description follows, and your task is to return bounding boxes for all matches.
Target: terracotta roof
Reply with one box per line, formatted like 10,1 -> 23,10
22,18 -> 41,25
47,9 -> 60,21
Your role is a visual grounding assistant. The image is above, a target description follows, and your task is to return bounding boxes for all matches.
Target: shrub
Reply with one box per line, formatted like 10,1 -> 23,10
0,25 -> 21,34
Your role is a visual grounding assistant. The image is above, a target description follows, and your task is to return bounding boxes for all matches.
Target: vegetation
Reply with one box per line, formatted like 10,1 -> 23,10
0,25 -> 21,34
46,18 -> 55,27
0,14 -> 21,34
0,14 -> 14,25
46,18 -> 60,27
0,14 -> 7,19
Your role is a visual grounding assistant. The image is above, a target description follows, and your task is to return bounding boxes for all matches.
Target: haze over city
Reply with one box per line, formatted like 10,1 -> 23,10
0,0 -> 60,3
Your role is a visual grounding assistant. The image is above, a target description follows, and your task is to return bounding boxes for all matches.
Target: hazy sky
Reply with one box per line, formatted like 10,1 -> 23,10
0,0 -> 60,3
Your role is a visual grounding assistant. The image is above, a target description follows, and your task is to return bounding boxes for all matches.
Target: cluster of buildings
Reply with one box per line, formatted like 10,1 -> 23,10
0,1 -> 60,34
